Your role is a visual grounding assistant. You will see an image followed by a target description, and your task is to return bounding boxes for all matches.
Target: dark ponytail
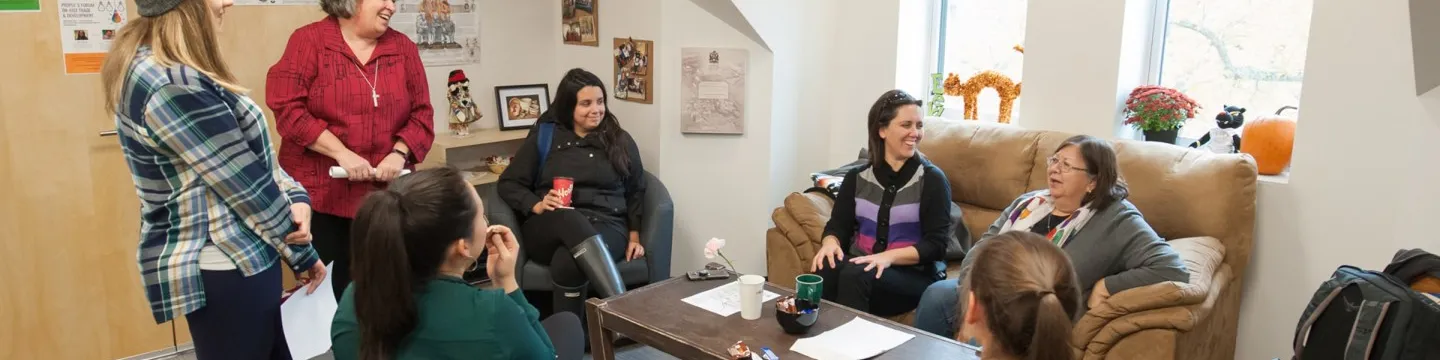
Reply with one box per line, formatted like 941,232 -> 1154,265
352,191 -> 415,360
967,231 -> 1082,360
549,68 -> 633,177
350,168 -> 478,360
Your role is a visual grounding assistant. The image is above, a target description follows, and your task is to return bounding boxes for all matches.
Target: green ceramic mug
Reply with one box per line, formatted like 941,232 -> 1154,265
795,274 -> 823,309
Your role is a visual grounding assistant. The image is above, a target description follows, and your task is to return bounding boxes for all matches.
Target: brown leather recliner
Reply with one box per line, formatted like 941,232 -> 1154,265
766,120 -> 1257,360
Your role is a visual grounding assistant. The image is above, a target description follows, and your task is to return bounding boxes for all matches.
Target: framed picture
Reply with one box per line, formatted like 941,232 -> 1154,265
562,0 -> 599,46
680,48 -> 748,134
494,84 -> 551,130
613,37 -> 654,104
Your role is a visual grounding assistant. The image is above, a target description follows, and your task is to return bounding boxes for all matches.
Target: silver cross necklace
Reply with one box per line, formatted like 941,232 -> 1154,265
354,60 -> 380,107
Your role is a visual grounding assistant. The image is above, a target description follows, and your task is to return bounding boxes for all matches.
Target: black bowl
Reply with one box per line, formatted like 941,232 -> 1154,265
775,308 -> 820,334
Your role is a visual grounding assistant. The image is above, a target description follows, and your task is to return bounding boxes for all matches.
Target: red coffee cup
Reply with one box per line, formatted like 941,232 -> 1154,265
553,177 -> 574,207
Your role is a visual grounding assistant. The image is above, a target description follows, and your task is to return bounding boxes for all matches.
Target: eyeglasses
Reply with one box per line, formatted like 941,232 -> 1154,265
1047,155 -> 1088,174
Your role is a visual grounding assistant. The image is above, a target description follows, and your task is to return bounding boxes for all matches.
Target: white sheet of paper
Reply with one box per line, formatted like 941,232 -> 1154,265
790,317 -> 915,360
680,280 -> 780,317
281,262 -> 337,360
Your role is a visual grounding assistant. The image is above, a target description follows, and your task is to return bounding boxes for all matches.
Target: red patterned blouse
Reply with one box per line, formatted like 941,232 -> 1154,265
266,17 -> 434,218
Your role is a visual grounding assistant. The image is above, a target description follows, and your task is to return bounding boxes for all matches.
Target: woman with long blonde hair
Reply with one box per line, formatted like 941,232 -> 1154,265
102,0 -> 327,358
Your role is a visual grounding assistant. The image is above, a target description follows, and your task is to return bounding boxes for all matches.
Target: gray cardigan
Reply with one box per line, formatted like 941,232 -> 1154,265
960,191 -> 1189,314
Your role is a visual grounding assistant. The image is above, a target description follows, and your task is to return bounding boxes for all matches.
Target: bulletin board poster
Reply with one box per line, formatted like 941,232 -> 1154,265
0,0 -> 40,12
57,0 -> 126,74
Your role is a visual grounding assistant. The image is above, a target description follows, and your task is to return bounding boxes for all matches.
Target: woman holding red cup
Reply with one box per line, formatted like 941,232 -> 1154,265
497,68 -> 646,322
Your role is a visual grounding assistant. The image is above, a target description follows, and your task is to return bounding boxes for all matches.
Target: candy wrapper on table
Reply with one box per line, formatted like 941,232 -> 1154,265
728,341 -> 757,360
777,295 -> 817,314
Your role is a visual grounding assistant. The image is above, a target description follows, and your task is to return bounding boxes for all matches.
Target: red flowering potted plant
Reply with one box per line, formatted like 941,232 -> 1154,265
1123,85 -> 1200,145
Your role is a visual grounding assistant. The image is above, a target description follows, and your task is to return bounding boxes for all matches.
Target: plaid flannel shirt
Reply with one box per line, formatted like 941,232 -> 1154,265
115,47 -> 320,323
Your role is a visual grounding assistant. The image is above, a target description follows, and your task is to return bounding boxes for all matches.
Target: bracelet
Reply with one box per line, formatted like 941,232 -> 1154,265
390,149 -> 409,161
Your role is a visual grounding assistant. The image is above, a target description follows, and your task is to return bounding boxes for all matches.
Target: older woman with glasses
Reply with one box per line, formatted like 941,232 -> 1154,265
911,135 -> 1189,340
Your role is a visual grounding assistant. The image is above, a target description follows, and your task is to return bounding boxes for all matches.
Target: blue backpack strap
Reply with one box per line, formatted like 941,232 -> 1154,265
533,122 -> 554,188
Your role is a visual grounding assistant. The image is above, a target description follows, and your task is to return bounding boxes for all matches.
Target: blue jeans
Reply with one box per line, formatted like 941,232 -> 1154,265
914,278 -> 962,339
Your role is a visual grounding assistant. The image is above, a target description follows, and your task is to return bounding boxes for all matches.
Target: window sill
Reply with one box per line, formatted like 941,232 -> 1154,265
1174,134 -> 1293,185
1258,173 -> 1290,185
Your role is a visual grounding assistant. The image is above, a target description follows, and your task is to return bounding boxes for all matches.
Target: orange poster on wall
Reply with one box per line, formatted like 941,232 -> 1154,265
57,0 -> 126,74
64,53 -> 106,74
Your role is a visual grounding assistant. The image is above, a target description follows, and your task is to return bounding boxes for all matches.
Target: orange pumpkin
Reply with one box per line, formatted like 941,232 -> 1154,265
1240,106 -> 1299,175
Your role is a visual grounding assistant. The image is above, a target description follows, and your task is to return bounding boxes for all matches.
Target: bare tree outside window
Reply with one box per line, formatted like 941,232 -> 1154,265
937,0 -> 1027,123
1159,0 -> 1313,139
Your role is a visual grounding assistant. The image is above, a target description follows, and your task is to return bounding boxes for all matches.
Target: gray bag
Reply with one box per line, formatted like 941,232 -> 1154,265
1291,265 -> 1440,360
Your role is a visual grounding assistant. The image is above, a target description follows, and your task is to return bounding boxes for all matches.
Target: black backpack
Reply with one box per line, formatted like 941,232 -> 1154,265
1291,261 -> 1440,360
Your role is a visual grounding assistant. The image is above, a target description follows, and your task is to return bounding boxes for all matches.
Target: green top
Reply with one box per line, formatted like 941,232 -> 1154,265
331,276 -> 556,360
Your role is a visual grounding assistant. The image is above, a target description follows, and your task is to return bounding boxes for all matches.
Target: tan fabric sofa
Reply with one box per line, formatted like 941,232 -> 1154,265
766,120 -> 1257,360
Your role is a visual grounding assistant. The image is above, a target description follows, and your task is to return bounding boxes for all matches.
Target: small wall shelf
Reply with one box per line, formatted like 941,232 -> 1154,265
418,127 -> 529,187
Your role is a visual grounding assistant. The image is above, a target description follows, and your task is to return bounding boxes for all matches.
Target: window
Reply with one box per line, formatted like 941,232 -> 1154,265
934,0 -> 1028,123
1155,0 -> 1313,140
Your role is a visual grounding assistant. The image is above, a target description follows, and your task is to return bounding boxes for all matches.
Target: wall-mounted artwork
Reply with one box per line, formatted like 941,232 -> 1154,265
495,84 -> 550,130
680,47 -> 748,135
393,0 -> 481,66
561,0 -> 598,46
613,37 -> 654,104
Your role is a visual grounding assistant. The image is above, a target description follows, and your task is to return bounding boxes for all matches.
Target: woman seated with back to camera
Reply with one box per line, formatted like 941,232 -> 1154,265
960,230 -> 1083,360
331,168 -> 583,360
810,90 -> 960,317
913,135 -> 1189,339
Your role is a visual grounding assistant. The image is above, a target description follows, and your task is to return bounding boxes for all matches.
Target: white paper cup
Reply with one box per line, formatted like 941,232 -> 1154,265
738,275 -> 765,320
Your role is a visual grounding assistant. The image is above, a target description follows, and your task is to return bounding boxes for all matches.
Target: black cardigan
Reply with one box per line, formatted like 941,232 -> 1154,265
821,155 -> 957,265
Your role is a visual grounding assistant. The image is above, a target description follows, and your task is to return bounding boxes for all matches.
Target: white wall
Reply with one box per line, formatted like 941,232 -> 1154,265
1235,1 -> 1440,358
895,0 -> 936,99
824,1 -> 904,166
638,0 -> 909,274
544,0 -> 665,173
437,0 -> 553,134
730,0 -> 813,210
1017,0 -> 1133,137
656,0 -> 776,275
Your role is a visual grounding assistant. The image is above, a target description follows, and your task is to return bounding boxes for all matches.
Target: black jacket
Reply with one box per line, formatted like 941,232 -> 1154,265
497,114 -> 647,230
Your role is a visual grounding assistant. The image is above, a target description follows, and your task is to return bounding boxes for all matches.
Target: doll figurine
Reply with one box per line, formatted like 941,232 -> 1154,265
447,70 -> 481,137
1190,105 -> 1245,153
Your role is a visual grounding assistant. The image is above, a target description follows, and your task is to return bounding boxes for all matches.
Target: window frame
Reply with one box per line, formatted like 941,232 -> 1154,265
1143,0 -> 1310,146
1145,0 -> 1172,87
1117,0 -> 1175,140
928,0 -> 1030,122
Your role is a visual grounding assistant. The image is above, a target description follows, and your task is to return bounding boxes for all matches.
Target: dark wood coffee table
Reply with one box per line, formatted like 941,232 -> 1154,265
585,276 -> 981,359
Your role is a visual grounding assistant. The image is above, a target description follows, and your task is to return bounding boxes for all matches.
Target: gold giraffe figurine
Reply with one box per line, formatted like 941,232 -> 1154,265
943,45 -> 1025,124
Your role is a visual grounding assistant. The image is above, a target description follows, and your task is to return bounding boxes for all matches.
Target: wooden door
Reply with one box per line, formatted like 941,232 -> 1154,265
0,1 -> 180,359
1,4 -> 329,358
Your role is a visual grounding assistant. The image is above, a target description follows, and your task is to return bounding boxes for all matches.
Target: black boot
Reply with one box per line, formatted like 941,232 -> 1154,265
571,235 -> 627,298
552,281 -> 589,318
553,282 -> 592,352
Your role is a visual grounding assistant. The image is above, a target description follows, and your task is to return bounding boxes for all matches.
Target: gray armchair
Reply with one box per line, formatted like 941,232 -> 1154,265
481,171 -> 674,291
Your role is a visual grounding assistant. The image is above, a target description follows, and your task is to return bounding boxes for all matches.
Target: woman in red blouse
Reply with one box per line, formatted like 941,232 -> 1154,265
266,0 -> 435,298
